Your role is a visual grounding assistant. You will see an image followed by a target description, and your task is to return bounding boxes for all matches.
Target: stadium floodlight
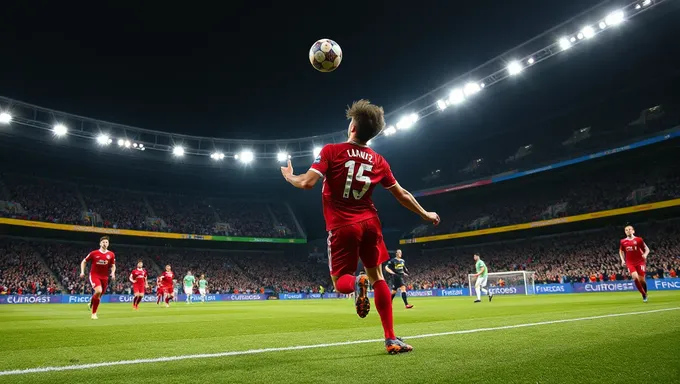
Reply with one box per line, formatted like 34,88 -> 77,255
383,125 -> 397,136
605,10 -> 625,26
117,139 -> 124,147
582,26 -> 595,39
124,140 -> 131,148
133,143 -> 138,148
527,57 -> 535,65
0,112 -> 12,124
436,99 -> 447,111
366,140 -> 372,146
277,152 -> 290,162
312,146 -> 322,158
642,0 -> 652,6
53,124 -> 68,136
559,37 -> 571,50
396,113 -> 419,130
172,146 -> 185,157
577,32 -> 584,40
599,21 -> 607,29
239,150 -> 254,163
210,152 -> 225,160
464,82 -> 481,97
448,88 -> 465,105
96,134 -> 112,146
507,61 -> 523,76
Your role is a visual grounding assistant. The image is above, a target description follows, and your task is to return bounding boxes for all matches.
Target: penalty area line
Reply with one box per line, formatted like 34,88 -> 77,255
1,307 -> 677,376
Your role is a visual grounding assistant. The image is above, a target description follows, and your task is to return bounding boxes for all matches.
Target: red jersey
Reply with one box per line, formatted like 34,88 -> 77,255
160,271 -> 175,288
129,268 -> 148,284
620,236 -> 647,265
85,249 -> 115,278
310,142 -> 397,231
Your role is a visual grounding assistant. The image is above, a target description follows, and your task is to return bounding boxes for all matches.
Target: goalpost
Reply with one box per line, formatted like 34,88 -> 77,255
468,271 -> 536,296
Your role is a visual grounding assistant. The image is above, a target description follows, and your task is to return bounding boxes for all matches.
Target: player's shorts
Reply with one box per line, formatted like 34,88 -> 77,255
199,288 -> 206,295
133,282 -> 146,295
89,275 -> 108,290
184,287 -> 193,295
327,217 -> 389,277
391,275 -> 406,290
475,276 -> 488,288
162,287 -> 174,296
156,287 -> 164,295
626,263 -> 646,276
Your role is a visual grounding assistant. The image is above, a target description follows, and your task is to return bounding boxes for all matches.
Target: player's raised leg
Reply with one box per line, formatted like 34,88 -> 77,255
630,266 -> 648,302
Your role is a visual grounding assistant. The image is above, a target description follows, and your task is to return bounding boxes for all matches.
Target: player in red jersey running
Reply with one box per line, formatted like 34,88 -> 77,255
79,236 -> 116,319
159,265 -> 176,307
281,100 -> 440,354
619,225 -> 650,302
155,276 -> 164,305
129,260 -> 148,310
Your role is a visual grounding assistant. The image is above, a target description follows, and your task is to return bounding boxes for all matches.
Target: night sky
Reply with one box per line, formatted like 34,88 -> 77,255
3,0 -> 670,141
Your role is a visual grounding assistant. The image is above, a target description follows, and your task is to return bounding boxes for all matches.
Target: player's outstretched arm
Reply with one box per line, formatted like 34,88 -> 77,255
619,249 -> 626,266
387,182 -> 440,225
281,160 -> 322,190
79,257 -> 88,278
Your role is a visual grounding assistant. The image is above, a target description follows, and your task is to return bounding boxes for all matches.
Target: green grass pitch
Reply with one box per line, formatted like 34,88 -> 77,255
1,292 -> 679,383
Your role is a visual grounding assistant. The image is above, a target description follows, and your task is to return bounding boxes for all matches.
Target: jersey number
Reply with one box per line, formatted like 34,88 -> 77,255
343,160 -> 373,200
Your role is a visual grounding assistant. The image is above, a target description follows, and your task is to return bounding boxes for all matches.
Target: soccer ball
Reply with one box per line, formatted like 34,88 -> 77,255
309,38 -> 343,72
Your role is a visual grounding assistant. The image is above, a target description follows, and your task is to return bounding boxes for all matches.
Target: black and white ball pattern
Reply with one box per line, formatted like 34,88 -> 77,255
309,38 -> 343,72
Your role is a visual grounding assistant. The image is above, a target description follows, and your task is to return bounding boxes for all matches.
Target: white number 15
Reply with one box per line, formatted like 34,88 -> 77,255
343,160 -> 373,200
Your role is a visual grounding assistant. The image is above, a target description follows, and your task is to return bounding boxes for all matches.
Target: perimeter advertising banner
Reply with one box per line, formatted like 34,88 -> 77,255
1,280 -> 678,304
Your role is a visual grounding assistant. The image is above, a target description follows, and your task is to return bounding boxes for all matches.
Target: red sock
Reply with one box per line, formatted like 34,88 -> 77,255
634,279 -> 645,297
641,280 -> 648,294
134,296 -> 141,306
372,279 -> 396,340
165,296 -> 171,305
92,294 -> 101,314
156,295 -> 161,304
335,274 -> 355,294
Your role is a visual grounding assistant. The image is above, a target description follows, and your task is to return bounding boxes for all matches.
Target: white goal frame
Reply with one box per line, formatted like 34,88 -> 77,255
468,271 -> 536,296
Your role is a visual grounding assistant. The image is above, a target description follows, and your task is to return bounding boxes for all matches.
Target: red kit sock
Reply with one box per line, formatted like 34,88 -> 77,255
372,279 -> 396,340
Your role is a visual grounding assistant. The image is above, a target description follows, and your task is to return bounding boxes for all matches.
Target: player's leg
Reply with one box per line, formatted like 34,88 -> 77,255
629,266 -> 646,299
327,226 -> 361,296
89,276 -> 105,318
360,218 -> 412,354
634,265 -> 648,301
479,276 -> 489,296
400,285 -> 412,308
474,277 -> 483,302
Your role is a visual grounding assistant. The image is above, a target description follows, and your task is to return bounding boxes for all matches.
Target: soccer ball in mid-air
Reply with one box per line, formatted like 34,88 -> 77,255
309,38 -> 343,72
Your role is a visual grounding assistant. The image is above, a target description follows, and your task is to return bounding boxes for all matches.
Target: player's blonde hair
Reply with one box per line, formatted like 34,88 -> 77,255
346,99 -> 385,143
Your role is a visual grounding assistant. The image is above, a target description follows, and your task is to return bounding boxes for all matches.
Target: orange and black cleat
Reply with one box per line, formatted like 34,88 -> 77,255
355,275 -> 370,318
385,338 -> 413,355
405,304 -> 414,309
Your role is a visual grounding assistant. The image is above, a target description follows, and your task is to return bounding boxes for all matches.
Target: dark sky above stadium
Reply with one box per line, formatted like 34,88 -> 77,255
3,0 -> 677,143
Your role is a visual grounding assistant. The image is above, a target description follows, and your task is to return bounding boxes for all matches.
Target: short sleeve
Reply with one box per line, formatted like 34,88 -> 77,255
380,158 -> 397,189
310,144 -> 332,177
85,252 -> 93,261
619,240 -> 624,251
111,252 -> 116,265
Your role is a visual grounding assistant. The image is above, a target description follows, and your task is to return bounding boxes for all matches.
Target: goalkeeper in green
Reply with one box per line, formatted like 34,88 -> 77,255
183,271 -> 196,304
473,253 -> 493,303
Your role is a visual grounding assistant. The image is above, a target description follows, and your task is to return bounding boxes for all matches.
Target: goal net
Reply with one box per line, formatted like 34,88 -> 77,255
467,271 -> 536,296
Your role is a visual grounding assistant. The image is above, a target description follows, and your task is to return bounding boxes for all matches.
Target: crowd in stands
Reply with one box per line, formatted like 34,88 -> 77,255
0,174 -> 303,239
404,222 -> 680,290
1,220 -> 677,296
405,154 -> 680,238
0,240 -> 59,295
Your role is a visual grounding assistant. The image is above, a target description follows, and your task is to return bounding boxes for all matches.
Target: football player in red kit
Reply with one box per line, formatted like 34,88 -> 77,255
156,276 -> 164,305
129,260 -> 148,310
281,100 -> 440,354
160,265 -> 176,307
80,236 -> 116,319
619,225 -> 651,302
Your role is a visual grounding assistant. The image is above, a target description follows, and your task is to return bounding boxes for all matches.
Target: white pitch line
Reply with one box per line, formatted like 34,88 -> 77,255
1,307 -> 677,376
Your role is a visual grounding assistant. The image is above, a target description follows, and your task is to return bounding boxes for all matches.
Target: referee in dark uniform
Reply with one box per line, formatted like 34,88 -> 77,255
385,249 -> 413,309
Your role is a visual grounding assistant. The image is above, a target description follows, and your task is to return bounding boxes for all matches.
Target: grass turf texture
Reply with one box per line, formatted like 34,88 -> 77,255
0,292 -> 679,383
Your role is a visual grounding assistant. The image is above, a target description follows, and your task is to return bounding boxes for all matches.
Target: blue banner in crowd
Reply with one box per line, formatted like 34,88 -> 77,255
1,279 -> 679,304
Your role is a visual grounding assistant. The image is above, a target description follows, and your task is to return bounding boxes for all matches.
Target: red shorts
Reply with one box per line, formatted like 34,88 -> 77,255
162,286 -> 174,295
156,287 -> 164,296
133,282 -> 146,295
327,217 -> 389,277
627,263 -> 646,276
89,275 -> 108,290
